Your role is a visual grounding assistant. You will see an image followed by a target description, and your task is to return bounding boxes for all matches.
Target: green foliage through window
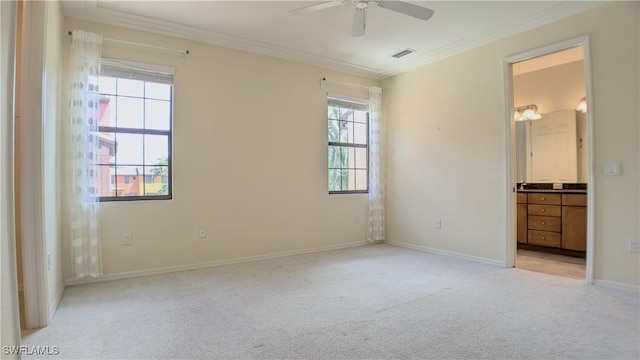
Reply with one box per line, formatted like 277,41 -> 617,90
94,60 -> 173,201
327,97 -> 369,193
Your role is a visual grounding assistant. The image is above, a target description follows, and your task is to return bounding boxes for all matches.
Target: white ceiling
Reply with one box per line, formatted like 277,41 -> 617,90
61,1 -> 605,79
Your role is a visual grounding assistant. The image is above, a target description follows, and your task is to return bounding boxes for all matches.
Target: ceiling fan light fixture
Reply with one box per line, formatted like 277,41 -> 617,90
290,0 -> 435,37
392,48 -> 416,58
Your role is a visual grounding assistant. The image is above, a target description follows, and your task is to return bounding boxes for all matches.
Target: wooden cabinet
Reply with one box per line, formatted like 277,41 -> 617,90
517,191 -> 587,254
517,193 -> 527,244
527,193 -> 562,247
561,194 -> 587,251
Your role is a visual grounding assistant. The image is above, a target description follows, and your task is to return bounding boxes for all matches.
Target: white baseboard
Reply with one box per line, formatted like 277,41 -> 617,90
65,241 -> 368,286
48,280 -> 65,324
385,240 -> 505,267
593,279 -> 640,293
386,240 -> 640,292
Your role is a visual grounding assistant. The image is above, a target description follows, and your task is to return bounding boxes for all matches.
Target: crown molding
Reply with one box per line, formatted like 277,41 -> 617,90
62,1 -> 606,80
63,3 -> 386,79
378,2 -> 606,78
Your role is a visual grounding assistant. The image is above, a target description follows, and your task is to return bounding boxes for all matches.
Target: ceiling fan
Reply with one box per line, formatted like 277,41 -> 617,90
291,0 -> 435,37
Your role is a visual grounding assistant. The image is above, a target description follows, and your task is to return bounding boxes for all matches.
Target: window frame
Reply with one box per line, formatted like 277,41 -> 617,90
96,59 -> 174,202
327,95 -> 370,194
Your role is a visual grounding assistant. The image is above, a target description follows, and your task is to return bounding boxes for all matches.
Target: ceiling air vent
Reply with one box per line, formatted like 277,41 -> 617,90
392,48 -> 416,58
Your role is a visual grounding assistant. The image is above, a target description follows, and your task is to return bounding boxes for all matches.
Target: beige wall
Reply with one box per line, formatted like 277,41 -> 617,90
514,60 -> 585,114
62,18 -> 378,278
44,0 -> 64,316
383,2 -> 639,287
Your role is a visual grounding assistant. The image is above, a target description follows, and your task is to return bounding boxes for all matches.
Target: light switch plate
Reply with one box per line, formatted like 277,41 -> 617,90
604,162 -> 621,176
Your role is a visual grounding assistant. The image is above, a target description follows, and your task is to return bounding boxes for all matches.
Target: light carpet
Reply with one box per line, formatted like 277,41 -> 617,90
21,244 -> 639,359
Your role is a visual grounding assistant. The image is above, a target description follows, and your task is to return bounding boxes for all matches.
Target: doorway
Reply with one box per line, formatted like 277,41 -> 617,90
504,36 -> 595,282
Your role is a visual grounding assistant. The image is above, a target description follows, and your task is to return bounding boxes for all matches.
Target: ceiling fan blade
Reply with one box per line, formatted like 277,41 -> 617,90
377,0 -> 435,21
290,1 -> 344,14
352,7 -> 366,37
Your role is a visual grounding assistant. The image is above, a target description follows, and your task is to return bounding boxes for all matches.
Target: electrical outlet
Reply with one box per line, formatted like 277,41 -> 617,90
199,227 -> 207,239
123,233 -> 133,245
435,219 -> 442,229
629,238 -> 639,253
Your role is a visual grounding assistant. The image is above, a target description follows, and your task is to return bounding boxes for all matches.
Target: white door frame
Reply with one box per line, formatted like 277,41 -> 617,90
503,35 -> 595,283
19,0 -> 51,328
1,0 -> 22,348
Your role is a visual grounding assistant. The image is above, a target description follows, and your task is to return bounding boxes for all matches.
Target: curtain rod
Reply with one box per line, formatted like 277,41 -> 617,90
321,77 -> 370,90
67,31 -> 189,55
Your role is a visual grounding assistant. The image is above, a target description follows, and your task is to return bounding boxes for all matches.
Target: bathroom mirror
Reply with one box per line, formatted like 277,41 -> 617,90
512,46 -> 588,183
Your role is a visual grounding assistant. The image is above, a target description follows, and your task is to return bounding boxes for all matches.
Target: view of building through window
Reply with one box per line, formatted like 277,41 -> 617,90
328,97 -> 369,193
95,69 -> 172,200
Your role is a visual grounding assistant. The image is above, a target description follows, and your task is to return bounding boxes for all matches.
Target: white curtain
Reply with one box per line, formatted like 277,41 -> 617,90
68,30 -> 103,278
367,86 -> 385,243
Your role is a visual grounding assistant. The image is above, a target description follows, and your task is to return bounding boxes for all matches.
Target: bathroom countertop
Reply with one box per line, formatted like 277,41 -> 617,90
517,189 -> 587,194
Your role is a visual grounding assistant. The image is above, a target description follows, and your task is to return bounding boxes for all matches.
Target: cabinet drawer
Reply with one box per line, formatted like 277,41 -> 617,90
528,193 -> 561,205
528,204 -> 561,217
528,230 -> 561,247
528,215 -> 561,232
517,193 -> 527,204
562,194 -> 587,206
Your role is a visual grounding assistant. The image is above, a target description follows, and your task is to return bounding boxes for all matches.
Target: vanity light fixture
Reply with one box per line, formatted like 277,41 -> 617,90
576,96 -> 587,113
513,104 -> 542,121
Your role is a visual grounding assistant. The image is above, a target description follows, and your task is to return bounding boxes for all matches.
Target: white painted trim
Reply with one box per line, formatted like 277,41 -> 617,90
61,1 -> 606,80
66,3 -> 382,79
582,37 -> 596,285
593,279 -> 640,293
65,241 -> 368,286
49,281 -> 65,316
0,0 -> 21,348
386,240 -> 505,268
19,0 -> 51,329
503,35 -> 595,285
503,56 -> 516,269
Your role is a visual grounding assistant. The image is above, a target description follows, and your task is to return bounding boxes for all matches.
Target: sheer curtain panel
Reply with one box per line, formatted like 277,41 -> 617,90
367,86 -> 385,243
68,30 -> 103,278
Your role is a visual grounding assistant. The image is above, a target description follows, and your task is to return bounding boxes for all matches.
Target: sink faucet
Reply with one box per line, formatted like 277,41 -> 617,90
520,180 -> 527,190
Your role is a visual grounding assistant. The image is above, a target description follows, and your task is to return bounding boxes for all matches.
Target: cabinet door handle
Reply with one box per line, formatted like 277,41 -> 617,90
541,236 -> 546,240
541,208 -> 546,212
542,222 -> 545,225
541,197 -> 545,200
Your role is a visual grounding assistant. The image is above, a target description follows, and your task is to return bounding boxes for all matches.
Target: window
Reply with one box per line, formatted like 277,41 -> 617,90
327,96 -> 369,193
95,59 -> 173,201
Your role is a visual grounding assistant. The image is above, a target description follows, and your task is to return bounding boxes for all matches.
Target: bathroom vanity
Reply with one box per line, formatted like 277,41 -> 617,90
517,185 -> 587,256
